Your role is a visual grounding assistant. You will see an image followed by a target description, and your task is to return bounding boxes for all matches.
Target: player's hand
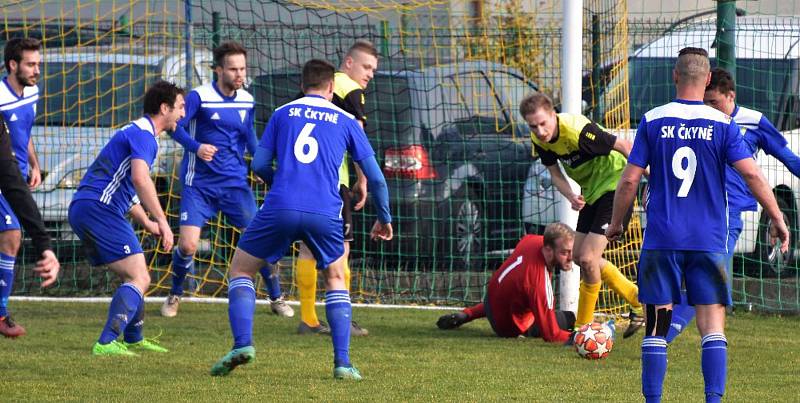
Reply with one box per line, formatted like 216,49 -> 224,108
569,194 -> 585,211
197,144 -> 218,162
352,178 -> 368,211
156,218 -> 174,252
28,166 -> 42,190
33,250 -> 60,288
252,174 -> 264,185
142,219 -> 161,236
605,223 -> 624,242
769,218 -> 790,254
370,220 -> 393,241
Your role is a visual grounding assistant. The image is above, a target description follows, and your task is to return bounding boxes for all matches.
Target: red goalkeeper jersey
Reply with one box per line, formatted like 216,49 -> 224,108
485,235 -> 571,343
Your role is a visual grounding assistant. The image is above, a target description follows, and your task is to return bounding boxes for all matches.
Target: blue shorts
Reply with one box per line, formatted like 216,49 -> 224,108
0,194 -> 21,232
68,199 -> 143,266
179,184 -> 256,229
237,207 -> 344,270
637,249 -> 731,306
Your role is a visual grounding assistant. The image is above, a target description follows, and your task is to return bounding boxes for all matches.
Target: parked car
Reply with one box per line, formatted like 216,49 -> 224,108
604,15 -> 800,277
254,61 -> 555,270
29,45 -> 213,246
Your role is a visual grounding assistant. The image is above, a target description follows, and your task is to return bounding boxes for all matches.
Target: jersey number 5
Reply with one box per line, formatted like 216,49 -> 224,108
294,123 -> 318,163
672,146 -> 697,197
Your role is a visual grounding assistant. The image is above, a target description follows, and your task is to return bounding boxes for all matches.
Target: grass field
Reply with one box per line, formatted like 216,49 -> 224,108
3,301 -> 799,402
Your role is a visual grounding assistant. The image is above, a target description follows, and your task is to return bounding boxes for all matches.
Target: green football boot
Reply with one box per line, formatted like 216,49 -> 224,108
210,346 -> 255,376
125,338 -> 169,353
333,366 -> 363,381
92,340 -> 138,357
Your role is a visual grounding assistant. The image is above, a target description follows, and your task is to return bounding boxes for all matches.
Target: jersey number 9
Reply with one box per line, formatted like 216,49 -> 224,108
672,146 -> 697,197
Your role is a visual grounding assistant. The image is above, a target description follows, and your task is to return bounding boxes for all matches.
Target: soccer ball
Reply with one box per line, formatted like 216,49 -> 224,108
574,322 -> 614,360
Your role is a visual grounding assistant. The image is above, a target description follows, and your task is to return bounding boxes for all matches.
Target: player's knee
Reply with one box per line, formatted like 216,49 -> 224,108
178,238 -> 198,256
645,305 -> 673,337
575,254 -> 597,271
0,229 -> 22,256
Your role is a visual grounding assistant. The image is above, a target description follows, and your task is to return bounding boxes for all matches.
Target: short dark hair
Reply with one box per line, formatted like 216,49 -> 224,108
678,47 -> 709,58
213,41 -> 247,68
519,92 -> 555,117
346,39 -> 378,59
4,37 -> 41,71
706,67 -> 735,94
143,81 -> 185,115
302,59 -> 335,91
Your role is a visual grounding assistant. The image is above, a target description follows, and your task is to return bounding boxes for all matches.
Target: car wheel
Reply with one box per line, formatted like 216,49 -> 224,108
442,188 -> 487,271
749,196 -> 796,278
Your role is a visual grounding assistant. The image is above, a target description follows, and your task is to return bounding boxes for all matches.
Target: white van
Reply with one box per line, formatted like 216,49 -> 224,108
624,15 -> 800,277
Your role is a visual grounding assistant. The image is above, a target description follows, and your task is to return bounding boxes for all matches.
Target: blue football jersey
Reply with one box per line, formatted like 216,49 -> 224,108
174,82 -> 256,188
629,99 -> 751,253
259,95 -> 375,218
72,116 -> 159,216
725,105 -> 788,213
0,76 -> 38,177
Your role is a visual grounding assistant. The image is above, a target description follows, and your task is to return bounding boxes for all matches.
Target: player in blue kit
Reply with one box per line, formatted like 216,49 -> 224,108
209,59 -> 393,380
605,48 -> 789,403
665,67 -> 800,343
0,37 -> 43,337
69,81 -> 182,356
161,41 -> 293,318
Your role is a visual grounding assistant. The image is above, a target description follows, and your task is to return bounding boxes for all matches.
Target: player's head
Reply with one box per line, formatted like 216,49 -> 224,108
541,222 -> 574,272
703,67 -> 736,116
520,92 -> 558,143
340,39 -> 378,89
673,47 -> 711,89
144,80 -> 186,132
213,41 -> 247,92
4,37 -> 41,87
302,59 -> 336,101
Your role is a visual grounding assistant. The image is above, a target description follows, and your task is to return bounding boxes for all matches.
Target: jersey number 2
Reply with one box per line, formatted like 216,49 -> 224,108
294,123 -> 318,163
672,146 -> 697,197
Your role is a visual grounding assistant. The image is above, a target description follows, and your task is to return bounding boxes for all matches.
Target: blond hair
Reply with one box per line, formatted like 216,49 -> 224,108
543,222 -> 574,248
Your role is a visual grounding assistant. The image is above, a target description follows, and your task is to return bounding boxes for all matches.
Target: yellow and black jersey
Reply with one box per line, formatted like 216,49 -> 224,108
333,71 -> 367,124
531,113 -> 626,205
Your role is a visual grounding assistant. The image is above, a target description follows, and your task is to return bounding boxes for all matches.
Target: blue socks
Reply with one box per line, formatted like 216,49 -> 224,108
123,296 -> 145,344
701,333 -> 727,403
228,277 -> 255,349
99,283 -> 142,344
666,291 -> 696,343
259,265 -> 282,300
0,253 -> 15,318
325,290 -> 352,368
170,247 -> 194,296
642,336 -> 668,403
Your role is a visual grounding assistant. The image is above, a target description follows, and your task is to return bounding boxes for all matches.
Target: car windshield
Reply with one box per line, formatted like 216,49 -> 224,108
36,62 -> 160,127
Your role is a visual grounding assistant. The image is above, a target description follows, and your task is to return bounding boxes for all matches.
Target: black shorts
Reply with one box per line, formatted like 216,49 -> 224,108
575,191 -> 633,235
340,185 -> 354,242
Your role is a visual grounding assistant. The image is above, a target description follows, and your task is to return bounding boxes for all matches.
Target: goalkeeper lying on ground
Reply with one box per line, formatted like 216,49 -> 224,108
436,223 -> 577,343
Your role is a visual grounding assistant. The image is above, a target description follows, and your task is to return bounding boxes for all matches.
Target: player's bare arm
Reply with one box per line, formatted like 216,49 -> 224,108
131,158 -> 173,252
606,163 -> 644,241
26,137 -> 41,189
612,136 -> 633,158
128,203 -> 160,236
732,157 -> 789,252
546,164 -> 585,210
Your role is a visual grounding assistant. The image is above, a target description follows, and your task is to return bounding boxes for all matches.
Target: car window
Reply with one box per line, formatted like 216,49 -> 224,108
489,71 -> 536,137
37,62 -> 159,127
364,76 -> 412,146
445,72 -> 510,136
629,57 -> 800,130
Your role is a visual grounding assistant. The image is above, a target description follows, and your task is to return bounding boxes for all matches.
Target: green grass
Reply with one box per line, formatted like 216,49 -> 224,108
4,301 -> 799,402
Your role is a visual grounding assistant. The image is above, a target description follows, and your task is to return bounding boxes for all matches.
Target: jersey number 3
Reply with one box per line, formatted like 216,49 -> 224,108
672,146 -> 697,197
294,123 -> 318,163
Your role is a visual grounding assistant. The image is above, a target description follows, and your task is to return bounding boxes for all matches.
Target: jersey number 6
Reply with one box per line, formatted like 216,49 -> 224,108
672,146 -> 697,197
294,123 -> 318,163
